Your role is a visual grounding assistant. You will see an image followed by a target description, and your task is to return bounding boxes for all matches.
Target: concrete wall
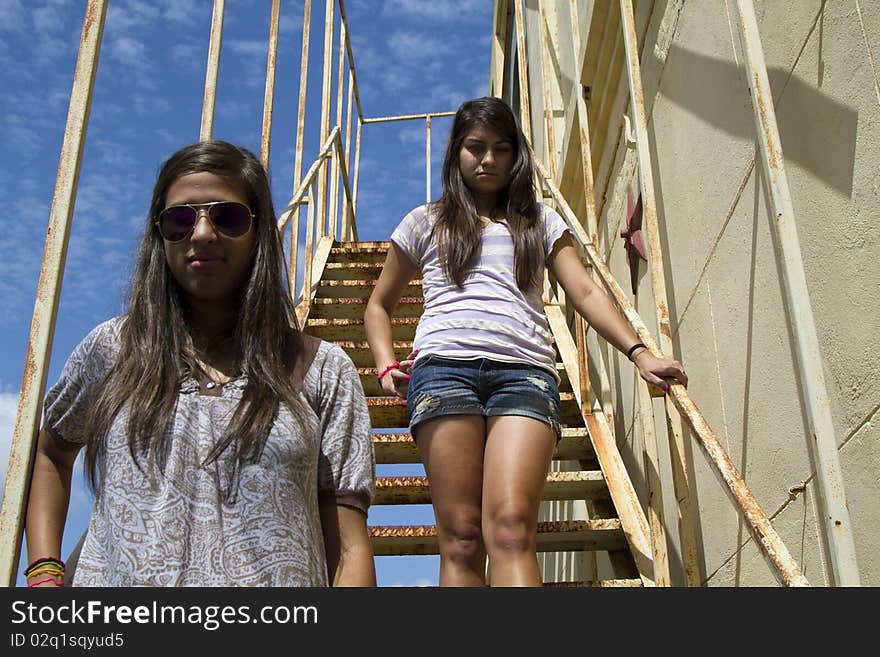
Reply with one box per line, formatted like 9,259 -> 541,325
505,0 -> 879,586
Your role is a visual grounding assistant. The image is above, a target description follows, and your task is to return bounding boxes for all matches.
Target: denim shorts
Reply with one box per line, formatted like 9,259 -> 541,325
406,355 -> 562,440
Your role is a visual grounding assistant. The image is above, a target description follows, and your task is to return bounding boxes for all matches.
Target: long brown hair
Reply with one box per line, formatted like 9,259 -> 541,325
84,140 -> 305,496
434,96 -> 542,290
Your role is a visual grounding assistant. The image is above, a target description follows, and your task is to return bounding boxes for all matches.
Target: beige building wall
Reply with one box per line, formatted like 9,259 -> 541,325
495,0 -> 879,586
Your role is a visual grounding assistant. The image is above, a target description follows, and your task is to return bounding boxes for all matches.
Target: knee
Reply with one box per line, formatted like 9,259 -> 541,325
438,513 -> 483,561
485,505 -> 535,554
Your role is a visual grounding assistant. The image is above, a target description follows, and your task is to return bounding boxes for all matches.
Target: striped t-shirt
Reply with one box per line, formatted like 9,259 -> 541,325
391,203 -> 570,377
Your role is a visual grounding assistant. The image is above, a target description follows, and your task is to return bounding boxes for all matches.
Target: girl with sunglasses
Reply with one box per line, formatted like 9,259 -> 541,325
365,97 -> 687,586
25,141 -> 376,587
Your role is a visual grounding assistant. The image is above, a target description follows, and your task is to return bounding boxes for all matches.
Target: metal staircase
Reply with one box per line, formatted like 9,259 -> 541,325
302,240 -> 647,586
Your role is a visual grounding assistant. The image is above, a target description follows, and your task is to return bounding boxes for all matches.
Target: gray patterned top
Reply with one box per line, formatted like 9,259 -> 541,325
43,317 -> 375,587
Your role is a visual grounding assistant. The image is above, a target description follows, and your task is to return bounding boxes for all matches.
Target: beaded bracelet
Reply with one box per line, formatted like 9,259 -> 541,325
376,361 -> 400,383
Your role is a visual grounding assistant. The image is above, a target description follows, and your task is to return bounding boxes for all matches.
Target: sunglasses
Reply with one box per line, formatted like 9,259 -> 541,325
155,201 -> 255,242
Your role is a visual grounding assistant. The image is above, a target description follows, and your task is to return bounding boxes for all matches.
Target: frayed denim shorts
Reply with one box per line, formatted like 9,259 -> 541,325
406,354 -> 562,440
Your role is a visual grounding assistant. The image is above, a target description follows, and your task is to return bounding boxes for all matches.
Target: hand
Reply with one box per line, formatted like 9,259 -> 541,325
632,349 -> 688,393
379,350 -> 418,399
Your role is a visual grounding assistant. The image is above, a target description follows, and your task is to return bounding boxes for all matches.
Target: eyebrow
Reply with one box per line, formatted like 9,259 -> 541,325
464,138 -> 512,146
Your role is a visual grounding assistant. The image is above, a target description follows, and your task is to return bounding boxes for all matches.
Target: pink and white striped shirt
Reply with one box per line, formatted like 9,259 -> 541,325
391,203 -> 570,378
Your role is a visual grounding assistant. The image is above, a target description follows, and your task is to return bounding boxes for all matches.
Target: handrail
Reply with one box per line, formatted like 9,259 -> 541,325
534,155 -> 810,587
0,0 -> 108,586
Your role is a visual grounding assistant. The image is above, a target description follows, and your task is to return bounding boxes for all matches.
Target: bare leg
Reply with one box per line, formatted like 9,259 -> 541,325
482,415 -> 556,586
415,415 -> 487,586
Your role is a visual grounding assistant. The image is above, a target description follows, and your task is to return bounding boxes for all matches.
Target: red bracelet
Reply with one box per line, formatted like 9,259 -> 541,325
28,577 -> 63,588
377,361 -> 400,382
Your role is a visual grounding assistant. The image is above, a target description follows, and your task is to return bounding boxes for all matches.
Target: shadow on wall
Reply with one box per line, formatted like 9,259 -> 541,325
661,45 -> 858,198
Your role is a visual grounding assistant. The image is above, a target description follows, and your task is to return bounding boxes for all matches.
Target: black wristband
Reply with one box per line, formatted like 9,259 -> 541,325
626,343 -> 647,361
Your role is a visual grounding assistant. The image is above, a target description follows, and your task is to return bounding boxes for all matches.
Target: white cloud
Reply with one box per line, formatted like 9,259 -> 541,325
389,577 -> 434,587
387,30 -> 449,61
0,0 -> 26,31
382,0 -> 486,21
0,392 -> 20,506
109,36 -> 148,66
228,39 -> 268,57
170,43 -> 202,70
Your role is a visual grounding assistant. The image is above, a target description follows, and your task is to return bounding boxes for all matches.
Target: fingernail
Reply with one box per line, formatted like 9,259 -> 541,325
662,383 -> 669,392
404,375 -> 411,380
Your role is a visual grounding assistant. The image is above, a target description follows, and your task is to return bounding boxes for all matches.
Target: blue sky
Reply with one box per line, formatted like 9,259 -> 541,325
0,0 -> 494,587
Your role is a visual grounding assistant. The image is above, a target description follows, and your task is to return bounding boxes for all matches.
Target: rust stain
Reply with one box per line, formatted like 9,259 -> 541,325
366,397 -> 406,407
754,73 -> 782,170
372,433 -> 414,443
370,525 -> 436,538
376,477 -> 429,489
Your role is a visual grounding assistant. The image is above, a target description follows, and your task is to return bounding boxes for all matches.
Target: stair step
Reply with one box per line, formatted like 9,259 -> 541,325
316,278 -> 422,299
372,427 -> 595,463
330,341 -> 414,367
369,519 -> 626,556
357,363 -> 572,396
367,394 -> 586,428
373,471 -> 608,505
307,317 -> 417,341
329,242 -> 391,264
322,262 -> 385,280
543,579 -> 642,588
309,296 -> 423,319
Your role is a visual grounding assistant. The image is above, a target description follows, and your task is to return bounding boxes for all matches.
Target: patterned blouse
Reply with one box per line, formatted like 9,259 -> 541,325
43,317 -> 375,586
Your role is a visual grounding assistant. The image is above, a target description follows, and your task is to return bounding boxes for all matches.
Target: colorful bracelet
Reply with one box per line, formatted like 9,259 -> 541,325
26,568 -> 65,580
23,557 -> 65,578
376,361 -> 400,383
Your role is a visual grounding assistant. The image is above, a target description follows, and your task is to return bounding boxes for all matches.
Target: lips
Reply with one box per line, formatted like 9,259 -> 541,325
188,254 -> 224,269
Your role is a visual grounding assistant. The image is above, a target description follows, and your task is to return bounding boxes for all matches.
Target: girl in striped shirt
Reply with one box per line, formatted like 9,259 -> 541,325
365,96 -> 686,586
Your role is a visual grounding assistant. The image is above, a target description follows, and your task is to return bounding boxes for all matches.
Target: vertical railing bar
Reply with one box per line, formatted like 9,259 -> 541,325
513,0 -> 532,142
292,0 -> 312,191
425,116 -> 432,204
568,0 -> 614,427
637,379 -> 671,586
303,178 -> 317,318
330,18 -> 346,240
343,70 -> 354,240
290,0 -> 312,298
732,0 -> 860,587
260,0 -> 281,169
0,0 -> 108,587
337,0 -> 365,121
618,0 -> 702,586
200,0 -> 226,140
317,0 -> 335,237
538,1 -> 557,181
353,118 -> 362,213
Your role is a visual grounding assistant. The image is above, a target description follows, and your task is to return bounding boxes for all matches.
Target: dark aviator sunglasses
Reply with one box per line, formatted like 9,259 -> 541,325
155,201 -> 255,243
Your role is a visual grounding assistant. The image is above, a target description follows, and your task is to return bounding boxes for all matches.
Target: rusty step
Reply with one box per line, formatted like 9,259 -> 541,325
373,470 -> 608,505
329,340 -> 414,367
357,363 -> 572,396
306,317 -> 417,342
369,519 -> 626,556
316,278 -> 422,299
322,261 -> 385,280
367,394 -> 586,428
329,242 -> 391,264
372,427 -> 595,463
309,296 -> 423,320
543,579 -> 642,587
